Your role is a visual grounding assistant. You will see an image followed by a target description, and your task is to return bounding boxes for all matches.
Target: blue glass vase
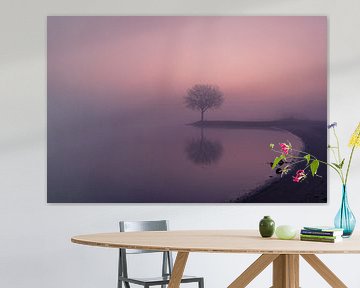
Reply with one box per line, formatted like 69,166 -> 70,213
334,185 -> 356,237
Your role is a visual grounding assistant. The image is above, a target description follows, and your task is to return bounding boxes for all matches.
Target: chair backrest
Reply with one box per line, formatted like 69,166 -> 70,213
118,220 -> 173,281
120,220 -> 168,232
119,220 -> 169,254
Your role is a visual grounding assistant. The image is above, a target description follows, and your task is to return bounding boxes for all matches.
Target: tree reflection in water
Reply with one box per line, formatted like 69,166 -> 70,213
185,128 -> 223,166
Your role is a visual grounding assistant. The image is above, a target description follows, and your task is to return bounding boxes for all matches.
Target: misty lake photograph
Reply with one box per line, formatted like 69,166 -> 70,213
47,16 -> 327,203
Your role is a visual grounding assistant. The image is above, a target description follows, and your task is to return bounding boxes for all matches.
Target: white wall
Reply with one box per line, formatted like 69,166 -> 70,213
1,0 -> 360,287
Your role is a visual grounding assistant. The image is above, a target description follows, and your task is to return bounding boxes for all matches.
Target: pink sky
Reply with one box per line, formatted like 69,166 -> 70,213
48,16 -> 327,122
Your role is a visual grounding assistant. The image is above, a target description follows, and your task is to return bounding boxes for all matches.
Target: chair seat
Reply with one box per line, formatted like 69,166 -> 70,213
119,274 -> 203,285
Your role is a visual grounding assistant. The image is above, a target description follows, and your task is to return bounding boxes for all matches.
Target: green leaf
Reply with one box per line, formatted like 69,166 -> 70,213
310,160 -> 320,176
304,154 -> 311,164
339,158 -> 345,169
332,163 -> 341,169
332,159 -> 345,169
272,155 -> 285,169
269,143 -> 275,149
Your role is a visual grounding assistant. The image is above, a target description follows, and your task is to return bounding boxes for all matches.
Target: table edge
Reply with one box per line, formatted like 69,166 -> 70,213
71,236 -> 360,255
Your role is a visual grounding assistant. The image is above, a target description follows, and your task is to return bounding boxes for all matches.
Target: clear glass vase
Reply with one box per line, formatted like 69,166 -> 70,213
334,185 -> 356,237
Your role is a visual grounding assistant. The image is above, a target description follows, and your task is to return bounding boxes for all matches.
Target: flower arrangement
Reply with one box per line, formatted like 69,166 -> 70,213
269,122 -> 360,185
269,122 -> 360,236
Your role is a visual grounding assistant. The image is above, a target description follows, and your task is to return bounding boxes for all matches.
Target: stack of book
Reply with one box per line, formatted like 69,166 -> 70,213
300,226 -> 344,243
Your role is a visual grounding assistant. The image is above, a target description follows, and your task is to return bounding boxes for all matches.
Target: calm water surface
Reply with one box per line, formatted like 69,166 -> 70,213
48,124 -> 303,202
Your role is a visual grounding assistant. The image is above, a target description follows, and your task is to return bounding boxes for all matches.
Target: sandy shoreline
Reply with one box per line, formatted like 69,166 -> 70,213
192,119 -> 328,203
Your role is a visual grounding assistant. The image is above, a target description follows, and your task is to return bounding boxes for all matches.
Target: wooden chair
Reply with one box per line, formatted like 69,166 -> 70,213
118,220 -> 204,288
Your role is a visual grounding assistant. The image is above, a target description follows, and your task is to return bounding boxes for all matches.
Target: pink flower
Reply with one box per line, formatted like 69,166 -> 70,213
279,143 -> 291,155
292,170 -> 306,183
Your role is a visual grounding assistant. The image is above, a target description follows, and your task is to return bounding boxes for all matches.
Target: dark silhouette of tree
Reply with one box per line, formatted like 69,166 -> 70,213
185,128 -> 223,166
184,84 -> 224,122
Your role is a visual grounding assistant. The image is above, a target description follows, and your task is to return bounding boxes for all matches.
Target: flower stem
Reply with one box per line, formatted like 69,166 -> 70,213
345,145 -> 356,185
317,159 -> 344,183
330,147 -> 339,164
333,127 -> 343,164
291,148 -> 345,183
345,129 -> 360,185
287,159 -> 307,168
333,127 -> 345,181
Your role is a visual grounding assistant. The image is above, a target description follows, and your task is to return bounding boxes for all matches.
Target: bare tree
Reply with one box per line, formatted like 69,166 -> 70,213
184,84 -> 224,122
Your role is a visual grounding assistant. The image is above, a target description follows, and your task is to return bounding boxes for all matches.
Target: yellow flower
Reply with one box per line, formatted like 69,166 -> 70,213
349,122 -> 360,147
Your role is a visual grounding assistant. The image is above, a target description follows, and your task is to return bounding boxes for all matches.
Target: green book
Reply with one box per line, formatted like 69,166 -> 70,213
300,236 -> 342,243
300,234 -> 339,240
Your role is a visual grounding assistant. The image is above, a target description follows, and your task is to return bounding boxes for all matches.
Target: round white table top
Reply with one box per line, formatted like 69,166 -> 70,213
71,230 -> 360,254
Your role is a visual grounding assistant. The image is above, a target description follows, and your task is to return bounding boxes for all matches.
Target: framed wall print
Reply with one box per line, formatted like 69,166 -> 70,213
47,16 -> 327,203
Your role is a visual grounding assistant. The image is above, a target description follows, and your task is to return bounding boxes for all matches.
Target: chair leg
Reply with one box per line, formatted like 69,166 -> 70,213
198,278 -> 204,288
118,279 -> 130,288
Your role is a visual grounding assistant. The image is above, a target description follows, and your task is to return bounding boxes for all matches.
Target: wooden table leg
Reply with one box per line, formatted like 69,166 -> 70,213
301,254 -> 347,288
288,255 -> 299,288
272,254 -> 299,288
228,254 -> 279,288
168,252 -> 189,288
273,254 -> 286,287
